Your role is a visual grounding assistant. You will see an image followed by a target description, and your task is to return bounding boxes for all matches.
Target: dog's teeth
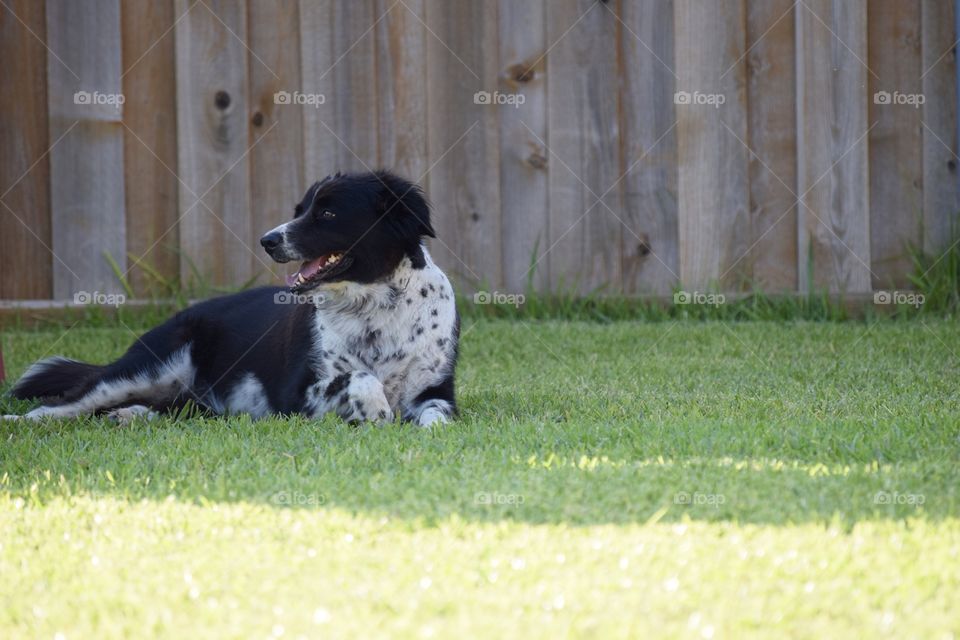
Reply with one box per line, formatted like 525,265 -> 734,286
296,274 -> 305,284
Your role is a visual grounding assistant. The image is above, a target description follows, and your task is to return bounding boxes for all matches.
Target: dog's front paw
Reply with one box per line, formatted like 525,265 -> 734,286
338,372 -> 393,425
349,397 -> 393,425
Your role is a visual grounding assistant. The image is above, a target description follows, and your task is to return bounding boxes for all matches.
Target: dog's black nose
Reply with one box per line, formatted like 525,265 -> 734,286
260,231 -> 282,252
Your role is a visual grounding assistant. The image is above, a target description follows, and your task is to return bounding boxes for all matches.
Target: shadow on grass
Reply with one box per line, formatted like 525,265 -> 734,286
1,411 -> 956,527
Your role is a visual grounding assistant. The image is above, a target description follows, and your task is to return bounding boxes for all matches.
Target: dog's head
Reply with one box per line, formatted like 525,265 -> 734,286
260,171 -> 435,293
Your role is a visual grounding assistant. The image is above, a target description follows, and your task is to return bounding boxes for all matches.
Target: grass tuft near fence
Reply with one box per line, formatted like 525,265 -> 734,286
3,229 -> 959,331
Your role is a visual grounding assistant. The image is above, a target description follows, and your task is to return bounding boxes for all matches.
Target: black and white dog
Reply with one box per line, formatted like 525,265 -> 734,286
5,171 -> 458,428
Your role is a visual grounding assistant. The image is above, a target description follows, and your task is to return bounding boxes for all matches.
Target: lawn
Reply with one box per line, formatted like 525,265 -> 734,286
1,319 -> 959,638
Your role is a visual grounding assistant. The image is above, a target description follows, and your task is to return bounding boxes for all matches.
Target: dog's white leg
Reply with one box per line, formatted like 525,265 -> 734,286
18,387 -> 125,420
23,405 -> 74,420
1,403 -> 98,421
8,349 -> 195,422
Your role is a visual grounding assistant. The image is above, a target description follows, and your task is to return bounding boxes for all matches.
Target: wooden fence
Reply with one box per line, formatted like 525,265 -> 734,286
1,0 -> 958,300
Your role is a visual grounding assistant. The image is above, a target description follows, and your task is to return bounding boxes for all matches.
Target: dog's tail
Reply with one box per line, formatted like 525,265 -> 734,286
10,357 -> 105,402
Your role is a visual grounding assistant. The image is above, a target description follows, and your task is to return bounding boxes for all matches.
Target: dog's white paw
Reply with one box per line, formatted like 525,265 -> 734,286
417,407 -> 449,428
105,405 -> 158,425
1,414 -> 23,422
343,373 -> 393,425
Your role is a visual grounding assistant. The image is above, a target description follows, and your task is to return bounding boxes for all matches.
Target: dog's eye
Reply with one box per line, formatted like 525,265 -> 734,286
322,210 -> 336,219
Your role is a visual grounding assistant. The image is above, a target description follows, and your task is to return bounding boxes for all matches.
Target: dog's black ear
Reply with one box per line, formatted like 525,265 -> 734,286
378,174 -> 435,240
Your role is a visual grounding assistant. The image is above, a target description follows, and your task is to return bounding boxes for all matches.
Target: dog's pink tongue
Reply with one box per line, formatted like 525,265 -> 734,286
285,256 -> 327,287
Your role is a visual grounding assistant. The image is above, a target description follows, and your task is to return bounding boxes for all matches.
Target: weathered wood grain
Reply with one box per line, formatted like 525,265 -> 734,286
300,1 -> 379,177
674,0 -> 749,290
425,0 -> 501,290
619,0 -> 678,295
545,0 -> 621,294
121,0 -> 179,295
797,0 -> 872,293
248,0 -> 302,280
298,0 -> 335,181
3,0 -> 954,301
46,0 -> 127,299
174,0 -> 254,287
0,0 -> 52,298
377,0 -> 428,182
746,0 -> 797,292
921,0 -> 960,255
499,0 -> 548,293
868,0 -> 922,289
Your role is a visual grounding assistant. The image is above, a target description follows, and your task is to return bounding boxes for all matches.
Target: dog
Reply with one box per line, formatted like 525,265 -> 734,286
4,171 -> 458,428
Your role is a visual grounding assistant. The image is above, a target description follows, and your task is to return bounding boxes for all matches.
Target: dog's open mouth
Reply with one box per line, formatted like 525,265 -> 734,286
285,252 -> 352,292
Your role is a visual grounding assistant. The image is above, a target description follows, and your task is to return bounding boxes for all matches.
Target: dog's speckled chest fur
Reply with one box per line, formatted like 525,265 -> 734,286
304,251 -> 458,416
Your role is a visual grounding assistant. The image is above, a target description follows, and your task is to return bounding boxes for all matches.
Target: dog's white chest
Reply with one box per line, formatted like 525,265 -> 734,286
308,253 -> 457,413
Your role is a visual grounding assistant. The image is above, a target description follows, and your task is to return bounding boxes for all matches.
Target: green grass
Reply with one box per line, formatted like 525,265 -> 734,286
2,320 -> 959,638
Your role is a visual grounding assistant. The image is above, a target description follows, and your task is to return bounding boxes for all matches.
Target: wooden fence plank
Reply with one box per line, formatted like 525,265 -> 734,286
674,0 -> 749,290
746,0 -> 797,292
300,1 -> 379,177
121,0 -> 179,295
425,0 -> 501,290
298,0 -> 335,181
498,0 -> 548,293
921,0 -> 960,254
377,0 -> 428,183
0,0 -> 52,299
330,1 -> 379,169
868,0 -> 922,289
46,0 -> 126,299
619,0 -> 678,295
545,0 -> 621,294
174,0 -> 254,288
248,0 -> 302,280
797,0 -> 872,293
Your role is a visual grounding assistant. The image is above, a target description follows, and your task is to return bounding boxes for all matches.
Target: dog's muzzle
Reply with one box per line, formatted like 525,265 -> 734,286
260,231 -> 291,262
